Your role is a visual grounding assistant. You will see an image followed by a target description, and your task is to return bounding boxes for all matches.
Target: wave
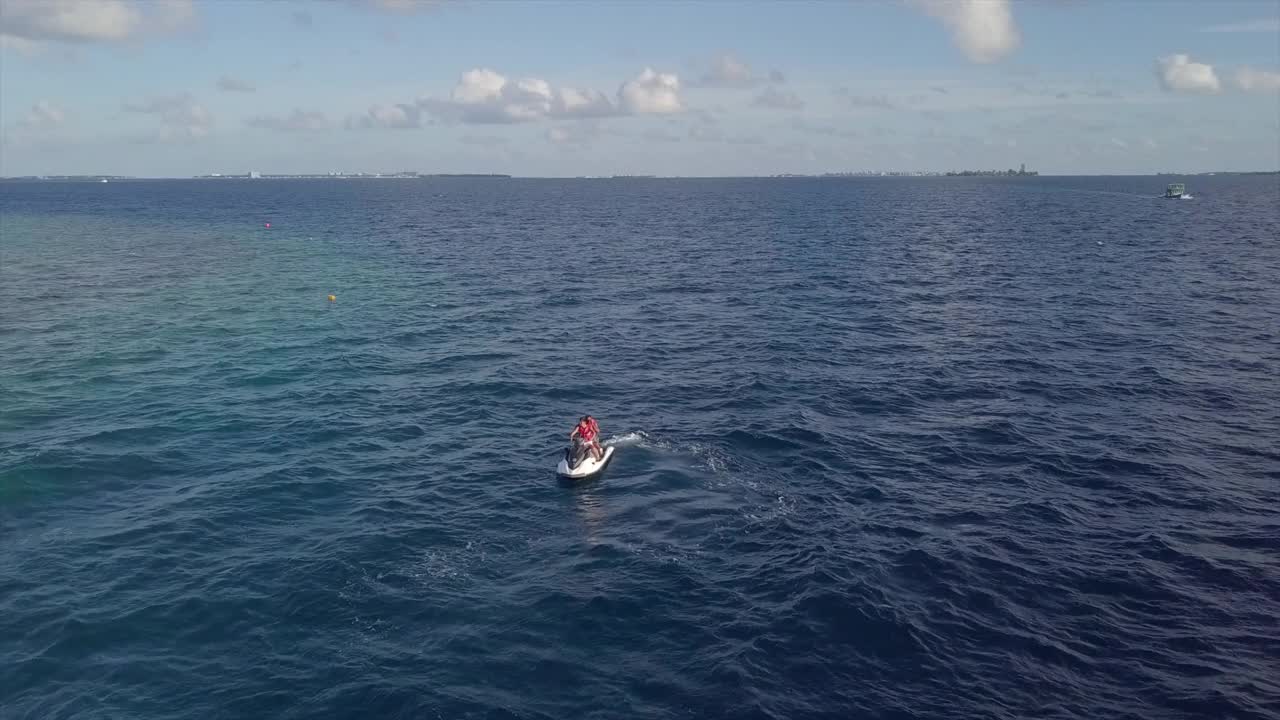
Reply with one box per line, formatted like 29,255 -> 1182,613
4,175 -> 1278,720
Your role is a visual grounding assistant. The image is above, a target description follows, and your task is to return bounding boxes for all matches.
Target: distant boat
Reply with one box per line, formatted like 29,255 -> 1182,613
100,178 -> 109,183
1164,182 -> 1188,199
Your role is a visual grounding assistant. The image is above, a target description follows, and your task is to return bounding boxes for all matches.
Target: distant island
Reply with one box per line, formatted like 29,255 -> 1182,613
946,164 -> 1038,177
1156,171 -> 1279,176
0,172 -> 514,182
772,165 -> 1038,178
774,171 -> 946,177
191,172 -> 511,179
4,169 -> 1276,182
0,175 -> 133,182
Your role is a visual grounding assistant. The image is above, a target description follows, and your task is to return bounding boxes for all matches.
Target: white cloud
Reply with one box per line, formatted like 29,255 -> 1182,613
20,100 -> 66,129
0,0 -> 194,47
1202,18 -> 1280,33
246,109 -> 328,132
123,93 -> 212,140
619,68 -> 683,114
421,68 -> 558,124
1110,137 -> 1128,149
694,53 -> 759,88
1234,66 -> 1280,93
752,86 -> 804,110
347,103 -> 424,129
217,76 -> 255,93
415,66 -> 679,125
553,87 -> 616,118
1157,54 -> 1221,93
911,0 -> 1020,63
451,68 -> 507,104
691,53 -> 788,90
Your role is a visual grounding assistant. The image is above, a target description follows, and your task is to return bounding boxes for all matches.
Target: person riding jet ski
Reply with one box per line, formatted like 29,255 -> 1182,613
569,415 -> 603,461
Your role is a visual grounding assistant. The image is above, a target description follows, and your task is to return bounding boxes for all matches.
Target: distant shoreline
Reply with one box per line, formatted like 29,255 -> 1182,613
2,171 -> 1276,183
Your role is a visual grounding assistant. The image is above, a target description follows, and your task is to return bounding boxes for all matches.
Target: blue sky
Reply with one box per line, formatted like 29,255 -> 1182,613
2,0 -> 1278,176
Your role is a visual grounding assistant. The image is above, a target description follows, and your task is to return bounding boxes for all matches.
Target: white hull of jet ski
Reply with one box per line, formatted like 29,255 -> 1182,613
557,445 -> 614,479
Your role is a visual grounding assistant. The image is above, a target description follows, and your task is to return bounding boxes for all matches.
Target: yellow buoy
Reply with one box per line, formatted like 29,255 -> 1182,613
327,295 -> 337,302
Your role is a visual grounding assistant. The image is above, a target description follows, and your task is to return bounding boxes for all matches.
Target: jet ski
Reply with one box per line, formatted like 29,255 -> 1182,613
557,437 -> 615,479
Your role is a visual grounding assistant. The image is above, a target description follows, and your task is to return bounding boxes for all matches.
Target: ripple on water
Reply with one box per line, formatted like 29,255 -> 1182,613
2,176 -> 1279,719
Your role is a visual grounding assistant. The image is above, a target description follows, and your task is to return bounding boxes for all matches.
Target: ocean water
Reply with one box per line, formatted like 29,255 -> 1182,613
2,176 -> 1278,720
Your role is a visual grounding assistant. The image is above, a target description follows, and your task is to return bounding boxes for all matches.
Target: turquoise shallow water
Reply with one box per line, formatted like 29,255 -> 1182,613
2,176 -> 1279,719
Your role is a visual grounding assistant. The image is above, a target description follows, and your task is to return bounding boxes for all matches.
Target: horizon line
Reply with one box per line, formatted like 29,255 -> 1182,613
4,171 -> 1278,181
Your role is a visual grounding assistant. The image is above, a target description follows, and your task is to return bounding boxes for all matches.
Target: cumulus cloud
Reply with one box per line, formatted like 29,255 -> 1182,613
20,100 -> 66,129
1234,66 -> 1280,93
420,69 -> 559,124
619,68 -> 683,114
911,0 -> 1020,63
123,93 -> 212,140
752,86 -> 804,110
246,109 -> 328,131
217,75 -> 255,93
0,0 -> 194,48
692,52 -> 757,88
1157,54 -> 1221,93
553,87 -> 617,118
347,103 -> 424,129
709,53 -> 753,86
691,53 -> 789,90
408,66 -> 681,126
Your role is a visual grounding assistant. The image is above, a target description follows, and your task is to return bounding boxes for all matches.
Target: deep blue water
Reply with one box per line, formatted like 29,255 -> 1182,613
2,176 -> 1278,720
